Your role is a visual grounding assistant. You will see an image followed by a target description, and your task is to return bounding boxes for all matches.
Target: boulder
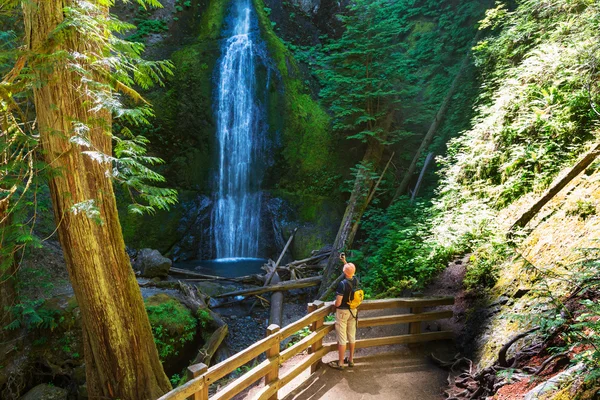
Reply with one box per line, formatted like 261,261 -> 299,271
291,0 -> 321,14
134,249 -> 172,279
20,384 -> 68,400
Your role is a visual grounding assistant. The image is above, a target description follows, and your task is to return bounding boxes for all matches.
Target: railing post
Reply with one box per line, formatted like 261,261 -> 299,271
310,300 -> 325,372
186,363 -> 208,400
307,302 -> 317,354
265,324 -> 280,400
409,306 -> 423,334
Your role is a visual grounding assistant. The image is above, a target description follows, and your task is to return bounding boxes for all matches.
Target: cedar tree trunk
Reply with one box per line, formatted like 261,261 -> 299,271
22,1 -> 171,398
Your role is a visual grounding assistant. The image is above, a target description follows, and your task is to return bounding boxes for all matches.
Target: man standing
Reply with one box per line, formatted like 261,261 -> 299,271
329,253 -> 358,370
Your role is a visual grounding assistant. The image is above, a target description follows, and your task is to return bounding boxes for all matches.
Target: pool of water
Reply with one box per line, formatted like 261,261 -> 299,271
175,258 -> 267,278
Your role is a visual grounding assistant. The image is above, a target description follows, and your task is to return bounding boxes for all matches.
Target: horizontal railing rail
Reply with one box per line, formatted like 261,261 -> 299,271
157,296 -> 455,400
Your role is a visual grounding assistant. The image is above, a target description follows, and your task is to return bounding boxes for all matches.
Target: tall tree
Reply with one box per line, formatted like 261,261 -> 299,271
14,0 -> 174,397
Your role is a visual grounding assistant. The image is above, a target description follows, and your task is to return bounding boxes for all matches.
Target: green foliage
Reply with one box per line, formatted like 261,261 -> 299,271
357,197 -> 456,297
439,0 -> 600,211
566,200 -> 597,220
518,249 -> 600,381
314,0 -> 485,147
463,240 -> 509,291
126,6 -> 168,43
287,327 -> 311,348
197,309 -> 213,329
3,266 -> 56,331
145,294 -> 197,361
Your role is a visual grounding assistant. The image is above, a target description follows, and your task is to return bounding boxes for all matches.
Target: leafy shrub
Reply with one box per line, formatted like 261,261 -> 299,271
357,197 -> 455,297
566,200 -> 597,220
145,294 -> 197,361
463,240 -> 509,291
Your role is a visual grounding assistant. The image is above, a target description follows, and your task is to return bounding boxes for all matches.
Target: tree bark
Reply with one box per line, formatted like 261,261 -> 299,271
23,1 -> 171,398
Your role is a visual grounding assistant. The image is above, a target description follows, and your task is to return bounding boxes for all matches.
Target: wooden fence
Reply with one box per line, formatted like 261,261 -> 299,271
157,297 -> 455,400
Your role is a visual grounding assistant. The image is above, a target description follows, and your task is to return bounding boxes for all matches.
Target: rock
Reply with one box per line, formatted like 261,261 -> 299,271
291,0 -> 321,14
20,384 -> 68,400
524,364 -> 585,400
490,296 -> 510,307
134,249 -> 172,279
512,287 -> 530,298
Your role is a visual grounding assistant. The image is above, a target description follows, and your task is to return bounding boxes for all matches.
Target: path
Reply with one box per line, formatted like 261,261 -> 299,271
282,344 -> 453,400
240,305 -> 458,400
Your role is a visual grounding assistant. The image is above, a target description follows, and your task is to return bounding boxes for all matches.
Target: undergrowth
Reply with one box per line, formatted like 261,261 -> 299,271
145,294 -> 197,362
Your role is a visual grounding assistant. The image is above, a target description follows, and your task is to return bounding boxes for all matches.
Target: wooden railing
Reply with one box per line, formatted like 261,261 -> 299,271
158,297 -> 454,400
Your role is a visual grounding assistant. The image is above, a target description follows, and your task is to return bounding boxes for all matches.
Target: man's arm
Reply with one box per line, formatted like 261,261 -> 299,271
334,294 -> 343,308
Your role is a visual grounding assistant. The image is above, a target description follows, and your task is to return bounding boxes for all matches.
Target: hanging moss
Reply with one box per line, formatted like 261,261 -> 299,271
252,0 -> 338,190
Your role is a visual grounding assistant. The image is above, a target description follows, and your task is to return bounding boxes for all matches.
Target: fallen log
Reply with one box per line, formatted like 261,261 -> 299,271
215,276 -> 322,298
509,142 -> 600,232
193,324 -> 229,366
176,282 -> 227,328
286,252 -> 331,267
171,268 -> 233,280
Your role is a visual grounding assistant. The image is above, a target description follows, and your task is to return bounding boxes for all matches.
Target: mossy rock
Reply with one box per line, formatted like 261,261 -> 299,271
145,294 -> 198,362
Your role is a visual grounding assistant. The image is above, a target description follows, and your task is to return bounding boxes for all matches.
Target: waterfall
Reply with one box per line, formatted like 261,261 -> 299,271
213,0 -> 263,259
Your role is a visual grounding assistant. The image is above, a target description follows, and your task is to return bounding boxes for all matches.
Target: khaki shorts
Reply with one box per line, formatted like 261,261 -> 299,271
335,308 -> 357,345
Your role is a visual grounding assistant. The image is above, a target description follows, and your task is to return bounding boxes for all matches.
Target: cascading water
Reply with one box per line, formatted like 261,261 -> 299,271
213,0 -> 263,260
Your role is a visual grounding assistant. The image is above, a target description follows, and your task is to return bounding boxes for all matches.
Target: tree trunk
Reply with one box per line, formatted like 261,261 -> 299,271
509,142 -> 600,233
23,1 -> 171,398
318,135 -> 387,296
410,152 -> 434,202
393,30 -> 482,201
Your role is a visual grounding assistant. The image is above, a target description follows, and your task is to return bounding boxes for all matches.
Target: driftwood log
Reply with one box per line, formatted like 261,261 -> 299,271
215,276 -> 322,298
170,267 -> 261,284
193,325 -> 229,366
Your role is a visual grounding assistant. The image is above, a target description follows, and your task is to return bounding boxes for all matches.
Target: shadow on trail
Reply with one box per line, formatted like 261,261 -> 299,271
283,349 -> 450,400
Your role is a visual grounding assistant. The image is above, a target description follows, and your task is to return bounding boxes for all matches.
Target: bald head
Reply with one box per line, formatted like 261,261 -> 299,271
343,263 -> 355,278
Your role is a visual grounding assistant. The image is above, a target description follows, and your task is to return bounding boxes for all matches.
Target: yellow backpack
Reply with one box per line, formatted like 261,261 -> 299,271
345,278 -> 364,309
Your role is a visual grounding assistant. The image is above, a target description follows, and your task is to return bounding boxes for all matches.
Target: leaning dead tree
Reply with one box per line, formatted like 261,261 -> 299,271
509,142 -> 600,233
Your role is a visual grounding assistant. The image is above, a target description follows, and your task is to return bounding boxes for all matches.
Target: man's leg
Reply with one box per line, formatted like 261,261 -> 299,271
335,309 -> 348,366
338,343 -> 346,365
347,311 -> 357,363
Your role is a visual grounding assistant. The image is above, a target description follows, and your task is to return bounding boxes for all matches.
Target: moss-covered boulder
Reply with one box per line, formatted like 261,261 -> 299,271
145,294 -> 198,363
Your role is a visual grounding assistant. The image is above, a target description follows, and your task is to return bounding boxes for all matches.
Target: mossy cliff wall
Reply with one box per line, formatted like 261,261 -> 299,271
470,164 -> 600,369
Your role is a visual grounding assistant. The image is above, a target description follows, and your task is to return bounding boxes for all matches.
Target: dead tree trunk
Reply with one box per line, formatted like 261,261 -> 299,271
509,143 -> 600,233
394,30 -> 482,201
23,1 -> 171,398
410,152 -> 434,202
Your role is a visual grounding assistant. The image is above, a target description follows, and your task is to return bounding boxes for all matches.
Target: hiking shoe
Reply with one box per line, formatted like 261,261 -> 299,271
344,357 -> 355,367
328,360 -> 346,370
